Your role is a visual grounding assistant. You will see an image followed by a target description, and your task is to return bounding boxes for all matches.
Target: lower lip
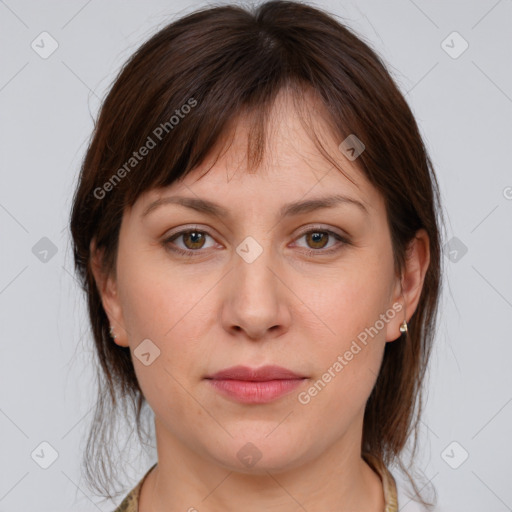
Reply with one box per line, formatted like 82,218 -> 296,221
207,378 -> 305,404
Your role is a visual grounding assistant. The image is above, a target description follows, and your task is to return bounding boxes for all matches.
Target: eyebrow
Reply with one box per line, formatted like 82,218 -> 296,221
141,193 -> 369,219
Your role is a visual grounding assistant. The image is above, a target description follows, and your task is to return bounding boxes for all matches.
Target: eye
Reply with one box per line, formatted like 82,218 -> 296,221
162,225 -> 350,258
293,227 -> 349,256
163,228 -> 217,256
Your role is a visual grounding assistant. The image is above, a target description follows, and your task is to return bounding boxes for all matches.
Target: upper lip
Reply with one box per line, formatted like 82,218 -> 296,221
206,365 -> 305,381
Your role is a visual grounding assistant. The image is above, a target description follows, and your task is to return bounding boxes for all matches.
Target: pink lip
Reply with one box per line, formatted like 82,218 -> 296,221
205,365 -> 307,404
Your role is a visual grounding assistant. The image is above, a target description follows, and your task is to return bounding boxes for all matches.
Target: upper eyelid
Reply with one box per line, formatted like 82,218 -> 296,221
294,224 -> 346,237
165,224 -> 346,240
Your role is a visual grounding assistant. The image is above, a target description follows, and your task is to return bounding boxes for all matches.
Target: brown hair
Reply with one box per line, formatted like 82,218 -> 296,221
69,0 -> 444,507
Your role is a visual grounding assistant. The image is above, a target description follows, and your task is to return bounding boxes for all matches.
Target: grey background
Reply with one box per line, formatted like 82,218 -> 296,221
1,0 -> 511,511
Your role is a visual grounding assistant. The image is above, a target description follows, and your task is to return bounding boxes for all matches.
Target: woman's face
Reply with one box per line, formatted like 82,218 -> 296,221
97,91 -> 421,473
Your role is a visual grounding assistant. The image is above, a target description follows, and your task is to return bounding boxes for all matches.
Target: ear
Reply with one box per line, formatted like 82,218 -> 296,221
386,228 -> 430,342
89,238 -> 129,347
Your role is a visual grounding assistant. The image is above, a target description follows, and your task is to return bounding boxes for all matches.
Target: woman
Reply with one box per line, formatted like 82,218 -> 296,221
69,1 -> 444,511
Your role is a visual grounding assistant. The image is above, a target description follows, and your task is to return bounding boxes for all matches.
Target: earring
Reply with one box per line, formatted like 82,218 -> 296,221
399,294 -> 408,335
109,325 -> 117,339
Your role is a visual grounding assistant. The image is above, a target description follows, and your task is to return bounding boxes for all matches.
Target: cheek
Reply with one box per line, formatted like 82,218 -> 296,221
295,260 -> 392,409
116,252 -> 217,399
117,246 -> 211,340
301,257 -> 393,346
297,315 -> 385,436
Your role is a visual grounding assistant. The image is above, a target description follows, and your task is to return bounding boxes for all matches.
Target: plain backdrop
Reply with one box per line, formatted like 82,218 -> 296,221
1,1 -> 511,511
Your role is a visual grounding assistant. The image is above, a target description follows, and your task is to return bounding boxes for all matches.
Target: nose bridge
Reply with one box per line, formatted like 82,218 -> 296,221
222,231 -> 287,338
234,232 -> 278,302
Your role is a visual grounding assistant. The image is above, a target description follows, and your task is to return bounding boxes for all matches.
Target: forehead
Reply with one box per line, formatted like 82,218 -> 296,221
135,87 -> 383,218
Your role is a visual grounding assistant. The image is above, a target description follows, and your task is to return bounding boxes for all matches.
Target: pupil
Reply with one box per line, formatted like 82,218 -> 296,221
309,232 -> 327,249
185,231 -> 204,249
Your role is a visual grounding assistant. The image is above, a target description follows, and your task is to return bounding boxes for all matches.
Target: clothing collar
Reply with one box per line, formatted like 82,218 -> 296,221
113,456 -> 398,512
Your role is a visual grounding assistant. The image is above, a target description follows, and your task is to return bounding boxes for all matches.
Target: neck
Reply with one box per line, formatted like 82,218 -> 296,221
139,418 -> 385,512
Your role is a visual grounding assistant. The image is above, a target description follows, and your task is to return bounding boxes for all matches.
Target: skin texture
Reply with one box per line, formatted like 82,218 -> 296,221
92,89 -> 430,512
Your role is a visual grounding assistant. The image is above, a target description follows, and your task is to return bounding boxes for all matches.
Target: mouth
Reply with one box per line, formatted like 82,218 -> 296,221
205,365 -> 308,404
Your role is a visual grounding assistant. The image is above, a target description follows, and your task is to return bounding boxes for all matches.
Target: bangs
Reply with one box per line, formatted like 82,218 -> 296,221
104,80 -> 359,214
88,4 -> 382,218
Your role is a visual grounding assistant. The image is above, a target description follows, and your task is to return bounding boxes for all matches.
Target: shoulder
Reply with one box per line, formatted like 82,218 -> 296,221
393,470 -> 444,512
112,487 -> 138,512
112,462 -> 157,512
112,484 -> 140,512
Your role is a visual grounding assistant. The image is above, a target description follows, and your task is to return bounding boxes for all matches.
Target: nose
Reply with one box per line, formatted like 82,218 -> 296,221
220,241 -> 292,341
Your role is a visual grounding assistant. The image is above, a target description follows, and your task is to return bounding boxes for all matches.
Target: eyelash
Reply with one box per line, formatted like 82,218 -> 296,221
162,226 -> 350,258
